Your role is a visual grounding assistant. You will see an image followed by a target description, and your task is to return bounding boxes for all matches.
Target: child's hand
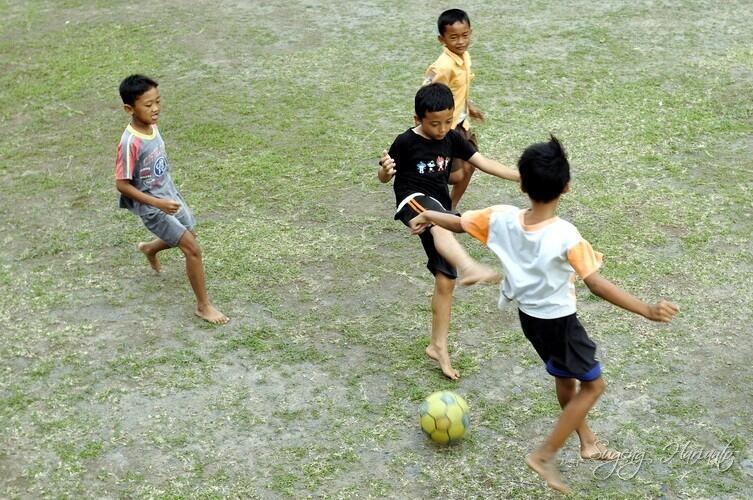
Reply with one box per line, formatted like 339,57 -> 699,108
409,213 -> 431,234
468,103 -> 485,121
379,150 -> 396,180
646,300 -> 679,322
158,199 -> 181,215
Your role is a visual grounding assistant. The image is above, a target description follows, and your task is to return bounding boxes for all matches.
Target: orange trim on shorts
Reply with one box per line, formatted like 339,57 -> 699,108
408,198 -> 426,213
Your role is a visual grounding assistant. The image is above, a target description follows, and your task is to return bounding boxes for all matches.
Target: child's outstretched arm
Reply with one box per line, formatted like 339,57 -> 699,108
378,150 -> 396,183
583,272 -> 679,322
409,210 -> 464,235
467,153 -> 520,182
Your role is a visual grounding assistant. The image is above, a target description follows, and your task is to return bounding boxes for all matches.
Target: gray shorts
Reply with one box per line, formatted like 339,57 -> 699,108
140,204 -> 196,247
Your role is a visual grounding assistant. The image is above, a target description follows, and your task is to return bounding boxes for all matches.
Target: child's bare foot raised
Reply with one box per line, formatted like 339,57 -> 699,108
425,344 -> 460,380
458,263 -> 500,286
138,242 -> 161,273
581,440 -> 620,461
195,304 -> 229,325
526,452 -> 570,494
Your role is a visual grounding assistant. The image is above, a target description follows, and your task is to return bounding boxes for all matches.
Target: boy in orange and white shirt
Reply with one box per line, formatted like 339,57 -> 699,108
409,135 -> 679,494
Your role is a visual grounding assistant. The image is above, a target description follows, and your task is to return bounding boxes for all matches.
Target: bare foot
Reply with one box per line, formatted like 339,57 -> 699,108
138,242 -> 161,273
458,263 -> 501,286
425,345 -> 460,380
581,441 -> 621,461
195,304 -> 229,325
526,452 -> 571,494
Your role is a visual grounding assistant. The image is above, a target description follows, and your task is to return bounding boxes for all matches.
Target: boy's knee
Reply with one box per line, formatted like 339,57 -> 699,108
450,164 -> 473,184
434,273 -> 456,295
178,233 -> 202,259
596,377 -> 606,393
583,377 -> 606,397
556,377 -> 577,391
436,274 -> 455,291
185,244 -> 203,260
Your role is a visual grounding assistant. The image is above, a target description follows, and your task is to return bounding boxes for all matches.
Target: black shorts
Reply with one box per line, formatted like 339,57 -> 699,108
395,195 -> 458,280
518,309 -> 602,381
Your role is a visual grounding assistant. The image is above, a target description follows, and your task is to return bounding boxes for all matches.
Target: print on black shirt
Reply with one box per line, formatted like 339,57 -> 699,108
388,128 -> 477,210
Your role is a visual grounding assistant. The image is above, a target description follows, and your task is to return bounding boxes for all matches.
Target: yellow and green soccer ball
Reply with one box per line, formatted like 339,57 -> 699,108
419,390 -> 470,444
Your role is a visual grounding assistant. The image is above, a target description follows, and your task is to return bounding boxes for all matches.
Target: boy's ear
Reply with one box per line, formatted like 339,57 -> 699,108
563,182 -> 571,193
123,104 -> 134,115
437,34 -> 445,45
413,114 -> 420,126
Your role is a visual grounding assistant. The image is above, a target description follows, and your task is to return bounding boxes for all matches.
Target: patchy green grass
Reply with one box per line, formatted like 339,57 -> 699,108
1,0 -> 752,497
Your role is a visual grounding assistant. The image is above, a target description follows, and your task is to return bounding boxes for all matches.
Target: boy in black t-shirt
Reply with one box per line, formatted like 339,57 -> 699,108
378,83 -> 519,379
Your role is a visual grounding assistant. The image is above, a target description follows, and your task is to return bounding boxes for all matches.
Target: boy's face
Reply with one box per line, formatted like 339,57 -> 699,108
125,86 -> 161,128
438,21 -> 472,57
416,108 -> 454,141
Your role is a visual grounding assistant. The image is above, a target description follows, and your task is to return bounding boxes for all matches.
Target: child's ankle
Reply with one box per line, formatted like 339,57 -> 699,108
532,446 -> 557,462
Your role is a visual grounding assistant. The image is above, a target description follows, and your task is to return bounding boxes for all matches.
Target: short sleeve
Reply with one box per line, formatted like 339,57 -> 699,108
567,239 -> 604,279
115,135 -> 139,180
450,130 -> 476,161
461,207 -> 496,244
424,62 -> 451,86
387,133 -> 405,168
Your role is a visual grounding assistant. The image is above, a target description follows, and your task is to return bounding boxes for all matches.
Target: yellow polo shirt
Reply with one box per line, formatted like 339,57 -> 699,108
424,47 -> 474,130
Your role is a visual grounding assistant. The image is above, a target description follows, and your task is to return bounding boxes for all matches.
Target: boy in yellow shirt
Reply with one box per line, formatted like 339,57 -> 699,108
424,9 -> 484,210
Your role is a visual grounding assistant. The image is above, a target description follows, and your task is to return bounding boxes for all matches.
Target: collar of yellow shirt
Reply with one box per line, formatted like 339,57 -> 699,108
442,46 -> 470,67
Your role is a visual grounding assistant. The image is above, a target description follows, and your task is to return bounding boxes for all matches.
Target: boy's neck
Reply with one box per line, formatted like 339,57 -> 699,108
525,198 -> 560,224
445,46 -> 467,59
412,125 -> 430,140
130,119 -> 153,135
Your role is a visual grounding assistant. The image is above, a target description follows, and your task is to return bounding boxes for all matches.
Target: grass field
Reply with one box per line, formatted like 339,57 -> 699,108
1,0 -> 752,497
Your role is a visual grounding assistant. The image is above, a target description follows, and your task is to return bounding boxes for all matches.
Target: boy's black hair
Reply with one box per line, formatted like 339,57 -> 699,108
415,83 -> 455,119
518,135 -> 571,202
119,74 -> 158,106
438,9 -> 470,34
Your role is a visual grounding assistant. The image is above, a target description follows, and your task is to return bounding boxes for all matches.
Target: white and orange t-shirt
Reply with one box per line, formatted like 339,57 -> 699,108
461,205 -> 603,319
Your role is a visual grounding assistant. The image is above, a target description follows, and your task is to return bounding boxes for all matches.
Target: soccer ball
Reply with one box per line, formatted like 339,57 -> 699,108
419,390 -> 470,444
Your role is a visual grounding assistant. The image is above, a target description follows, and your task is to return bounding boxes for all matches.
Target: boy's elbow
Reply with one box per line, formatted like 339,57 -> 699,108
115,179 -> 130,194
583,273 -> 603,296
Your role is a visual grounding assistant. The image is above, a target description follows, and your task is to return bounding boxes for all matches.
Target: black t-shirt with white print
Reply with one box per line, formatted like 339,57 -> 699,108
388,128 -> 477,210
